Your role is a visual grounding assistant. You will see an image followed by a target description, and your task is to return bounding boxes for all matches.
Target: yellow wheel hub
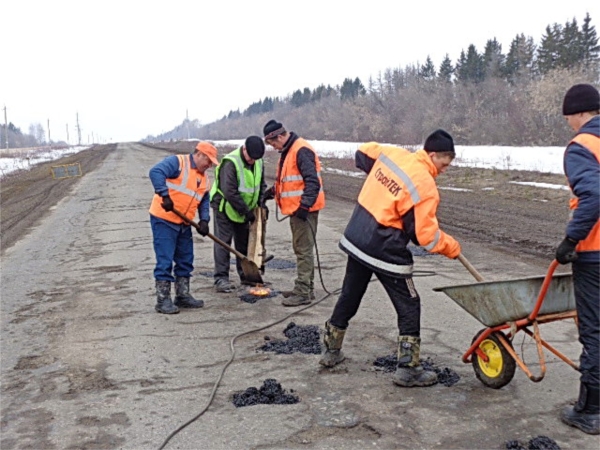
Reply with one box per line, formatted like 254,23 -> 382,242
478,339 -> 503,378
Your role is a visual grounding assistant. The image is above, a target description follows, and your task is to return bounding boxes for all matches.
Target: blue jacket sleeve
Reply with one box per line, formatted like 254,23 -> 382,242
198,192 -> 210,222
565,143 -> 600,241
149,155 -> 181,197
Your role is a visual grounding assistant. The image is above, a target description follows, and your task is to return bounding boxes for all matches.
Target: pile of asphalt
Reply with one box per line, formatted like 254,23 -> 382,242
259,322 -> 322,354
372,354 -> 460,387
265,258 -> 296,269
505,435 -> 561,450
232,378 -> 300,407
239,289 -> 280,304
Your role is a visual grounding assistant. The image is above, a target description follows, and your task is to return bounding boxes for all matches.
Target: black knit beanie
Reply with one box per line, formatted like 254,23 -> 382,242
424,129 -> 455,153
245,135 -> 265,159
562,84 -> 600,115
263,119 -> 285,139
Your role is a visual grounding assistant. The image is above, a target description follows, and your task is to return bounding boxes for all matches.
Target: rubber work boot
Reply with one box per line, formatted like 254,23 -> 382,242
282,290 -> 316,300
155,280 -> 179,314
215,278 -> 235,293
561,383 -> 600,435
174,277 -> 204,308
319,321 -> 346,367
393,336 -> 437,387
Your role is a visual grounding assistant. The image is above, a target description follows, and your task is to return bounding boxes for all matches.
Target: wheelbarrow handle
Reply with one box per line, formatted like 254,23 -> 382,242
457,253 -> 485,282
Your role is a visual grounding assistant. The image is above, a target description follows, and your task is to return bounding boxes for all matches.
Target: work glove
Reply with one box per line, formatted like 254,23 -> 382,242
197,220 -> 210,237
262,186 -> 275,205
161,195 -> 174,212
245,210 -> 256,224
293,206 -> 309,221
555,237 -> 578,264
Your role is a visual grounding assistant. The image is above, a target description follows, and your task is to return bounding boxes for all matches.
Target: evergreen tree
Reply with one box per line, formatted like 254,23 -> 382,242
456,45 -> 484,82
580,12 -> 600,70
537,24 -> 562,74
483,38 -> 505,78
438,54 -> 454,83
504,33 -> 536,82
419,56 -> 437,80
558,18 -> 583,68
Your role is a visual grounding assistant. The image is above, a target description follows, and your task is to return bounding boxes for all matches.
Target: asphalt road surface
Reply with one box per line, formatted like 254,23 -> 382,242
1,143 -> 597,449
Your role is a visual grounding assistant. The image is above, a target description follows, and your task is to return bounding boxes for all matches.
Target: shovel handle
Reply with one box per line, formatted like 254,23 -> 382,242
171,208 -> 248,260
457,253 -> 485,282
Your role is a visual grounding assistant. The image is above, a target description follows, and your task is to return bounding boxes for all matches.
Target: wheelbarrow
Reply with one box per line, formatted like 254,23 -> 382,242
434,259 -> 579,389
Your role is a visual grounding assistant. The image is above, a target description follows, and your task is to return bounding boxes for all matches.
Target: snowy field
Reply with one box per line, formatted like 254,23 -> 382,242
0,140 -> 569,191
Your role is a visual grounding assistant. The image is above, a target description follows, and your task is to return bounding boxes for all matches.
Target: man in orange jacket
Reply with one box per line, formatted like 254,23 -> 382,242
149,142 -> 218,314
320,130 -> 461,388
263,120 -> 325,306
554,83 -> 599,435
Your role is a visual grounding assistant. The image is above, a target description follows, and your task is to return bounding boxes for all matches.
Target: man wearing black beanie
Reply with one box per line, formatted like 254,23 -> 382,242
262,120 -> 326,306
555,83 -> 600,435
320,130 -> 461,389
209,136 -> 267,292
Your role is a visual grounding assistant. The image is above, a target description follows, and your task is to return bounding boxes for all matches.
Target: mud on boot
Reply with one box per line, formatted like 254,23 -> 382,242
393,336 -> 437,387
319,321 -> 346,367
561,383 -> 600,435
155,280 -> 179,314
174,276 -> 204,308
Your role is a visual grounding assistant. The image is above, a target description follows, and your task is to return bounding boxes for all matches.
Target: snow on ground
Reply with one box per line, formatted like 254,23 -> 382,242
0,140 -> 569,191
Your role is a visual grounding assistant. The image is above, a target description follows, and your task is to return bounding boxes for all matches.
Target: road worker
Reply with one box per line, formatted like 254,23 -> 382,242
262,120 -> 325,306
320,130 -> 461,388
555,83 -> 599,435
148,141 -> 218,314
210,136 -> 267,292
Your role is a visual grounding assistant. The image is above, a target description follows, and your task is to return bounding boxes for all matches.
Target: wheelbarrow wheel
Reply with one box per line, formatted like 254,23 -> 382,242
471,329 -> 516,389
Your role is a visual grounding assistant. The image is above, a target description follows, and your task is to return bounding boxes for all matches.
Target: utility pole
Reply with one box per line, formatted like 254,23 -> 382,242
3,105 -> 8,150
47,118 -> 51,147
76,112 -> 81,145
186,109 -> 190,139
66,123 -> 69,145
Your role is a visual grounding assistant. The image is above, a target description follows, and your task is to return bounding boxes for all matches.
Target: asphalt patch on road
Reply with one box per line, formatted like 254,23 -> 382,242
505,435 -> 561,450
259,322 -> 321,354
239,289 -> 281,304
372,355 -> 460,386
232,378 -> 300,407
265,258 -> 296,269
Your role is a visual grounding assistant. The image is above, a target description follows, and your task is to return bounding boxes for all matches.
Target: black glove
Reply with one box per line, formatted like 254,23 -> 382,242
245,210 -> 256,224
556,237 -> 578,264
294,206 -> 309,221
198,220 -> 209,236
161,195 -> 174,212
262,186 -> 275,204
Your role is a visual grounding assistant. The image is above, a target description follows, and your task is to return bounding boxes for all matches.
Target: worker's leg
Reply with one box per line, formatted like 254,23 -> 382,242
212,209 -> 235,288
289,211 -> 318,297
233,221 -> 250,283
151,215 -> 177,282
173,224 -> 194,278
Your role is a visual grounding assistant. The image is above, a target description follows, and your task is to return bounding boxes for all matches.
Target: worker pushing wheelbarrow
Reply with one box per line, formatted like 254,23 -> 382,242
434,258 -> 578,389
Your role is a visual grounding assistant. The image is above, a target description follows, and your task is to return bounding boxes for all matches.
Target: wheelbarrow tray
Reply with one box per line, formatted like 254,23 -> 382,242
433,273 -> 574,327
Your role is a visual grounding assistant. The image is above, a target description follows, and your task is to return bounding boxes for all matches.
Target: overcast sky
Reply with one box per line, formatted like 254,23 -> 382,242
2,1 -> 599,143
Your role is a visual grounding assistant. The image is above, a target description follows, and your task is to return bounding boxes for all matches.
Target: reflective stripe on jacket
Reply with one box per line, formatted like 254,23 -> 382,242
210,147 -> 263,223
275,137 -> 325,215
567,132 -> 600,255
149,155 -> 209,223
340,143 -> 460,278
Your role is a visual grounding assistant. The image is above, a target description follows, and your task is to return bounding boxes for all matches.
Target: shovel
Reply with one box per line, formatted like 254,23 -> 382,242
457,253 -> 485,282
171,208 -> 264,284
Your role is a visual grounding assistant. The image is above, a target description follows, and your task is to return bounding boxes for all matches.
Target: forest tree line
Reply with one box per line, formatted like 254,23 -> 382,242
150,13 -> 599,147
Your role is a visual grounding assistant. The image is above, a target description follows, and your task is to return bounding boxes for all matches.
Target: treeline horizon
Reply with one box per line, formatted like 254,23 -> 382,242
150,12 -> 599,147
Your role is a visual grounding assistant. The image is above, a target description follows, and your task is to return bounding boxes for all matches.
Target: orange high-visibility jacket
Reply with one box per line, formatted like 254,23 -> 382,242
275,137 -> 325,215
567,132 -> 600,254
149,155 -> 210,223
339,142 -> 460,277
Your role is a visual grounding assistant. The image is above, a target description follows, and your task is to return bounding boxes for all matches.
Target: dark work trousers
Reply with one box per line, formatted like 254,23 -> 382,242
329,255 -> 421,336
150,215 -> 194,282
572,260 -> 600,387
212,209 -> 250,283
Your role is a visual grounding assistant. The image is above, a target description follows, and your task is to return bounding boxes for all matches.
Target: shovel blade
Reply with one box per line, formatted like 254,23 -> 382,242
241,259 -> 263,284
